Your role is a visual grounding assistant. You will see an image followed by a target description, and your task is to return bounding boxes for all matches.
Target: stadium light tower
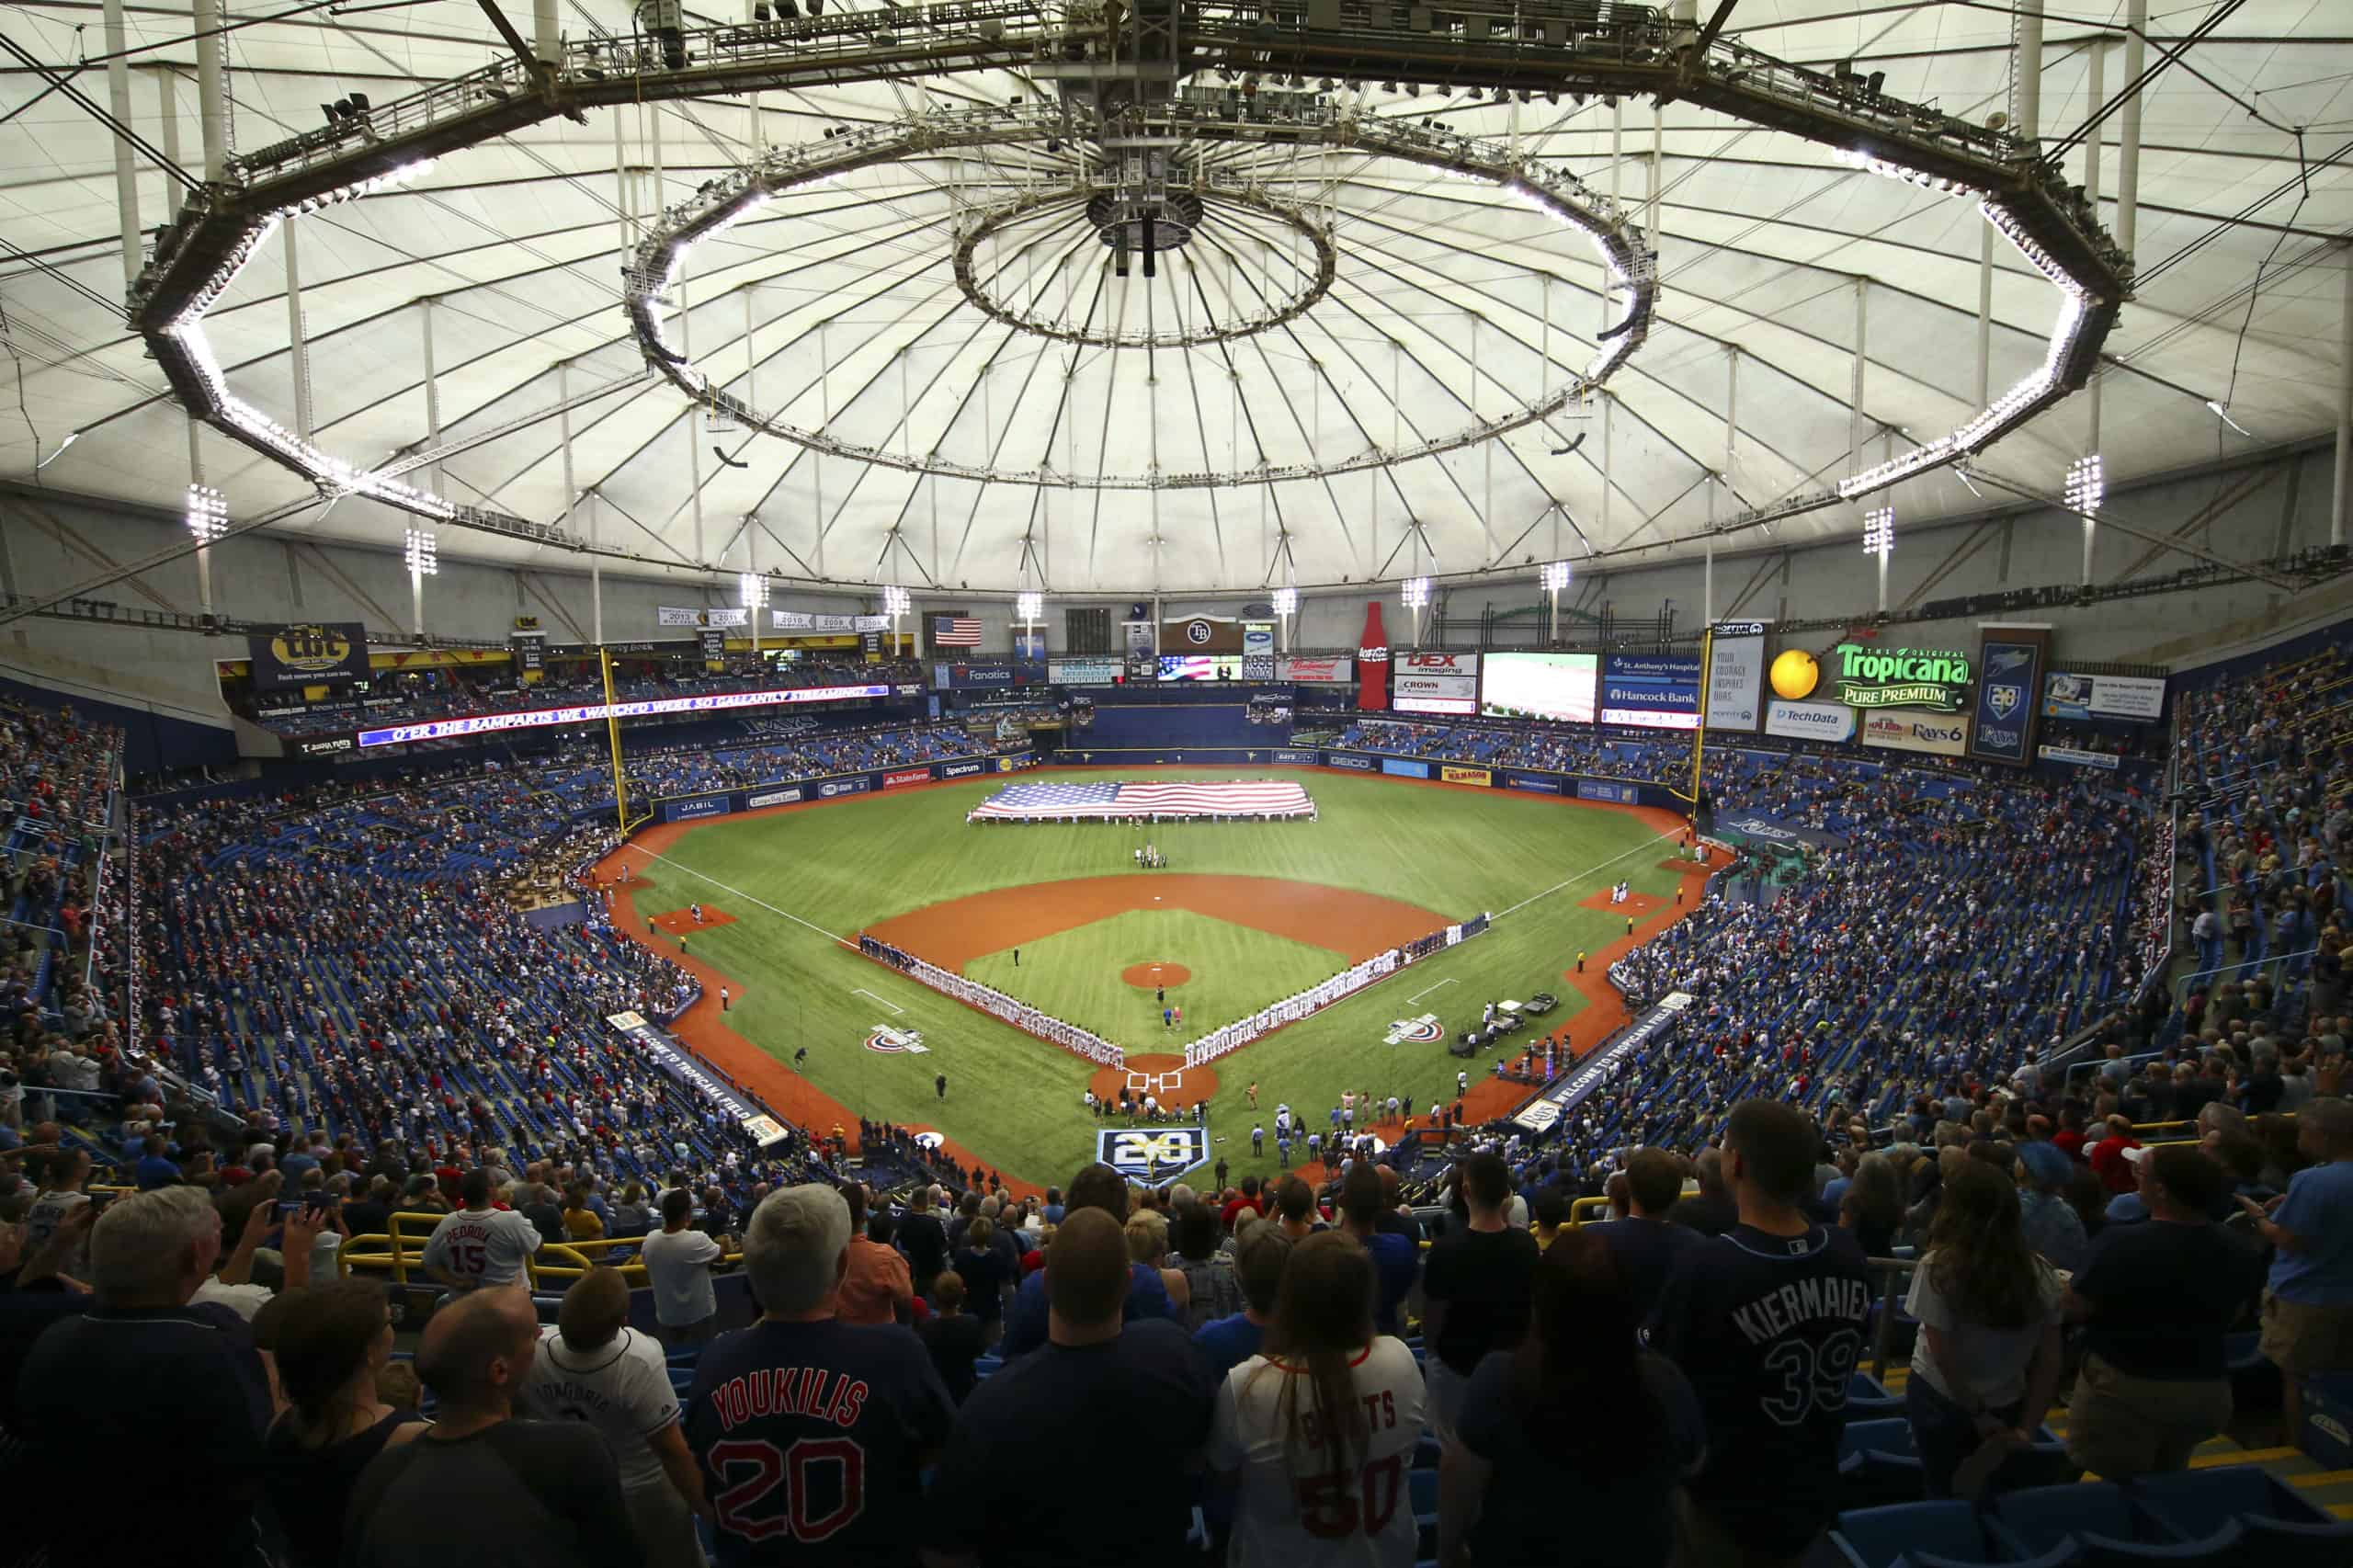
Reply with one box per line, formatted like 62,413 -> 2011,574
403,527 -> 438,637
740,570 -> 769,664
1271,585 -> 1298,653
1016,590 -> 1042,657
2065,454 -> 2104,587
1861,506 -> 1893,612
186,483 -> 228,619
1539,559 -> 1572,646
1402,575 -> 1431,646
882,583 -> 911,655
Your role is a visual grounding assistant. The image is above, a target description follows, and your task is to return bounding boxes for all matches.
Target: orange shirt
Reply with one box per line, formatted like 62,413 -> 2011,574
836,1235 -> 913,1325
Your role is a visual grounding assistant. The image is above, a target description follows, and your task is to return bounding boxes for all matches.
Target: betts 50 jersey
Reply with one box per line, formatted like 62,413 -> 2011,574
684,1318 -> 954,1568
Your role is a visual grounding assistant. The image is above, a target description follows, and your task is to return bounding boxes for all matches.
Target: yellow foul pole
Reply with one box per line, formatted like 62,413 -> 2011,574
602,647 -> 629,835
1683,626 -> 1713,807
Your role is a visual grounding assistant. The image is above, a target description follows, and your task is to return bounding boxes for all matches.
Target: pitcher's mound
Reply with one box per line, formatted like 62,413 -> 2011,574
1089,1051 -> 1219,1111
652,907 -> 737,935
1121,962 -> 1192,988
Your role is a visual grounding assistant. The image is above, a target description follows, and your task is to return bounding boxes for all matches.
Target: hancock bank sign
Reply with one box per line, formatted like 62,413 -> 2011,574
1831,643 -> 1972,711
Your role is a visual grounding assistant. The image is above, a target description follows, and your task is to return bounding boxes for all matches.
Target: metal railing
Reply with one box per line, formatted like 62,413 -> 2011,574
335,1210 -> 745,1288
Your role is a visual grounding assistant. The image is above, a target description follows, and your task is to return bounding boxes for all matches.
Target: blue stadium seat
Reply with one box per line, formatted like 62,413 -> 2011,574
2233,1512 -> 2353,1568
1831,1501 -> 2005,1568
1992,1482 -> 2176,1559
1893,1547 -> 2080,1568
1840,1419 -> 1915,1461
2069,1520 -> 2245,1568
2130,1465 -> 2334,1540
1847,1371 -> 1903,1416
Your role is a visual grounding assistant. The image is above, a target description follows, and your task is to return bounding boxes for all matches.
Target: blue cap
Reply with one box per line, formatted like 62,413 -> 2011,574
2016,1142 -> 2072,1188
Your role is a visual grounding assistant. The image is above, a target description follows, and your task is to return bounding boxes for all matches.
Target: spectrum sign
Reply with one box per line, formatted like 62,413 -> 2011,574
1828,643 -> 1972,711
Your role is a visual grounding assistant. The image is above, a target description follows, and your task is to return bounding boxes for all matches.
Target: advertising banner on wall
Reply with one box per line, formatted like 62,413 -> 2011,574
1049,656 -> 1123,685
1244,623 -> 1275,657
1829,642 -> 1972,710
1159,654 -> 1244,682
1861,710 -> 1971,757
1481,652 -> 1598,724
1356,602 -> 1392,711
1969,625 -> 2049,767
248,622 -> 370,689
1391,652 -> 1481,716
2039,744 -> 2121,770
1278,655 -> 1354,684
1601,653 -> 1703,730
699,629 -> 725,665
1381,757 -> 1431,778
1441,765 -> 1493,787
1162,614 -> 1244,653
1765,699 -> 1858,743
509,630 -> 545,674
1506,773 -> 1563,793
1704,621 -> 1768,733
2041,671 -> 2166,722
1577,779 -> 1641,803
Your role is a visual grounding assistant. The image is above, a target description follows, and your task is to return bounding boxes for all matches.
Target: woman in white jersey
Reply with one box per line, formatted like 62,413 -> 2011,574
1209,1231 -> 1427,1568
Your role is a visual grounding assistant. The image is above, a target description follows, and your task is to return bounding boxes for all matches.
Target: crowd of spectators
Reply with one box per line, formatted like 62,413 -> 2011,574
1335,715 -> 1696,783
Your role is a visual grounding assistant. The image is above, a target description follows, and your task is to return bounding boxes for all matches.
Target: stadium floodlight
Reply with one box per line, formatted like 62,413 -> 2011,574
738,570 -> 769,610
185,483 -> 229,543
1271,586 -> 1299,618
882,584 -> 912,617
1401,575 -> 1431,610
1539,560 -> 1572,593
403,527 -> 438,576
1861,507 -> 1894,560
2064,454 -> 2104,515
1016,590 -> 1042,623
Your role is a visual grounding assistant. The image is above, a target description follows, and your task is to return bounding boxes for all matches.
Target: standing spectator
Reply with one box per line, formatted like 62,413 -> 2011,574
897,1186 -> 949,1291
1421,1153 -> 1540,1442
641,1188 -> 726,1347
1208,1232 -> 1426,1567
343,1288 -> 637,1568
998,1164 -> 1178,1358
952,1215 -> 1016,1341
16,1187 -> 273,1568
1171,1202 -> 1241,1333
2088,1115 -> 2144,1195
919,1270 -> 987,1404
839,1186 -> 915,1326
1838,1151 -> 1906,1258
1667,1148 -> 1738,1236
1336,1161 -> 1418,1337
1903,1162 -> 2065,1499
1648,1099 -> 1872,1568
519,1182 -> 567,1245
1441,1231 -> 1705,1568
2014,1142 -> 2089,1273
522,1267 -> 708,1568
924,1210 -> 1213,1567
420,1168 -> 543,1292
2063,1145 -> 2267,1478
262,1278 -> 428,1568
1592,1146 -> 1701,1324
1193,1230 -> 1292,1379
2241,1096 -> 2353,1442
683,1186 -> 954,1566
561,1184 -> 606,1244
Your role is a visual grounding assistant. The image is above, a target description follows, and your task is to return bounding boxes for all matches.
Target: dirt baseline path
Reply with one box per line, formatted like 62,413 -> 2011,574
867,873 -> 1448,968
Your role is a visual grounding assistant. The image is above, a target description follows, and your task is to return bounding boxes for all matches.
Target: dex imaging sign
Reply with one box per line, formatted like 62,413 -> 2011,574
1830,643 -> 1972,711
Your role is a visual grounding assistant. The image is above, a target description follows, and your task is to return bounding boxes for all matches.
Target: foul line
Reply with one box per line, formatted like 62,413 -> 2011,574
637,849 -> 854,948
1405,977 -> 1458,1005
853,988 -> 905,1015
1492,828 -> 1689,921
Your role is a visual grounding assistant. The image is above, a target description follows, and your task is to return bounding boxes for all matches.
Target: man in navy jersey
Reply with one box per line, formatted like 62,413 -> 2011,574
684,1185 -> 954,1567
1649,1099 -> 1872,1568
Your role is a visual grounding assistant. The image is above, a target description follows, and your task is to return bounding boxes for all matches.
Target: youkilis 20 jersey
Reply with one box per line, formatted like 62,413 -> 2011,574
1645,1223 -> 1873,1554
683,1319 -> 954,1568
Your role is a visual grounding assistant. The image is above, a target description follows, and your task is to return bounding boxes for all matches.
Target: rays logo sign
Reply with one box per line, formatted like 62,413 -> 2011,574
865,1026 -> 928,1054
1097,1127 -> 1209,1182
1384,1014 -> 1444,1045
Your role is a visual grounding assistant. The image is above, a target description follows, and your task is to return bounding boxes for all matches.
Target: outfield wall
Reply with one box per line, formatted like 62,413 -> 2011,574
650,752 -> 1027,822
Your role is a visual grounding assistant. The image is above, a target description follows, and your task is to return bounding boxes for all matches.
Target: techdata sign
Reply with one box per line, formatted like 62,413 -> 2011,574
1601,653 -> 1702,730
1704,622 -> 1768,733
1969,626 -> 2050,767
1391,652 -> 1481,717
2042,671 -> 2165,722
1860,710 -> 1971,757
1097,1126 -> 1209,1182
1765,699 -> 1857,743
1829,643 -> 1972,711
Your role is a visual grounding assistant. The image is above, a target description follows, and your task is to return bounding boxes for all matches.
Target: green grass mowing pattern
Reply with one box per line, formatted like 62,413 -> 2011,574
961,907 -> 1351,1051
651,769 -> 1681,1188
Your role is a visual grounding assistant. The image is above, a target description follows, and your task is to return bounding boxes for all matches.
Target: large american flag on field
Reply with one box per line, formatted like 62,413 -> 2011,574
931,615 -> 983,647
969,780 -> 1315,821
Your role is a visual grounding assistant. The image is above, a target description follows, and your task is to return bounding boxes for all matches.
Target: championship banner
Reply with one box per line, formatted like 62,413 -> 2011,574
248,622 -> 369,689
1441,765 -> 1493,787
1278,655 -> 1353,684
1162,614 -> 1244,653
1356,602 -> 1391,711
1392,652 -> 1481,717
1969,625 -> 2050,767
1601,653 -> 1702,731
770,610 -> 891,633
660,606 -> 749,629
1861,710 -> 1971,757
1704,621 -> 1768,733
2042,671 -> 2165,722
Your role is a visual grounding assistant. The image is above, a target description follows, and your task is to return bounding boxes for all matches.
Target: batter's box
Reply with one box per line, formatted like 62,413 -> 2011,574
1126,1070 -> 1188,1096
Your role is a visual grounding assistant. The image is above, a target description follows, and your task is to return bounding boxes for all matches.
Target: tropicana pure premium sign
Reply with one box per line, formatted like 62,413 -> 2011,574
1830,642 -> 1972,711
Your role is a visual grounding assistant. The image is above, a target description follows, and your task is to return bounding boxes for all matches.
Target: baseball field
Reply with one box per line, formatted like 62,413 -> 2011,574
599,767 -> 1712,1192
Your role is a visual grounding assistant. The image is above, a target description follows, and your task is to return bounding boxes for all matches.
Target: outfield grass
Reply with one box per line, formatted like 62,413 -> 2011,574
961,908 -> 1350,1050
651,769 -> 1681,1188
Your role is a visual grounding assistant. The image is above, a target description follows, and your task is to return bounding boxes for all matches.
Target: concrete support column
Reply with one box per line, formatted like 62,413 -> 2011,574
192,0 -> 227,182
2118,0 -> 2147,255
102,0 -> 142,288
2336,244 -> 2353,548
2013,0 -> 2044,144
283,223 -> 313,439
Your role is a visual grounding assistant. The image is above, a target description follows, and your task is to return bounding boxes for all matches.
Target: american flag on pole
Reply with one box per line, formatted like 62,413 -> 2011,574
969,780 -> 1315,822
932,615 -> 983,647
